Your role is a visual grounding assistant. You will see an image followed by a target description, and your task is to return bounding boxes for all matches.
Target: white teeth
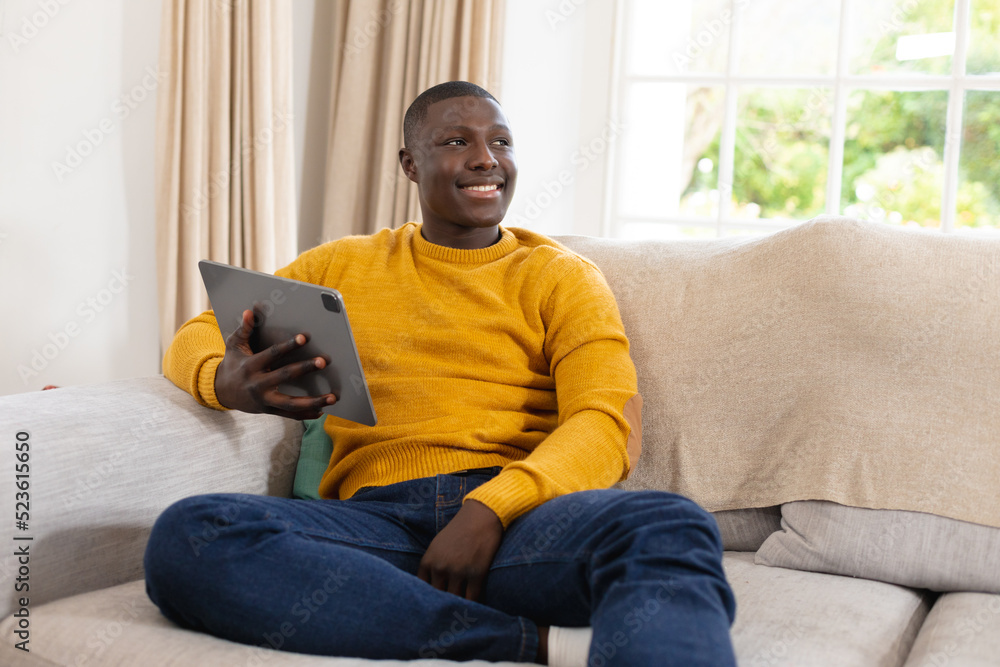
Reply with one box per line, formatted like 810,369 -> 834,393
463,184 -> 498,191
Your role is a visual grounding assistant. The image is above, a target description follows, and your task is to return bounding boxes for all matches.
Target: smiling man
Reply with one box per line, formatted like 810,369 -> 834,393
144,81 -> 737,667
399,89 -> 515,249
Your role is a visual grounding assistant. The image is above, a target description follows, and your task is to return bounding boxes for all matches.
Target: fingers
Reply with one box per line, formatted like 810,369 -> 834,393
417,561 -> 484,601
224,309 -> 257,352
464,577 -> 483,602
422,568 -> 460,596
263,390 -> 337,419
257,356 -> 337,412
269,405 -> 331,421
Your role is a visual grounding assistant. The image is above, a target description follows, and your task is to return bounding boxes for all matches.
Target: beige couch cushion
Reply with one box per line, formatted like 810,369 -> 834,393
756,501 -> 1000,593
903,592 -> 1000,666
1,559 -> 935,667
558,218 -> 1000,528
0,580 -> 533,667
724,552 -> 932,667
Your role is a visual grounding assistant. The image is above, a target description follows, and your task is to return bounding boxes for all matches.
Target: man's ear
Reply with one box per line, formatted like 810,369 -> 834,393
399,148 -> 419,184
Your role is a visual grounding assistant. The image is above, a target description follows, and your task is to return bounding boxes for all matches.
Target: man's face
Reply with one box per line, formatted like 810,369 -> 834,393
400,96 -> 517,246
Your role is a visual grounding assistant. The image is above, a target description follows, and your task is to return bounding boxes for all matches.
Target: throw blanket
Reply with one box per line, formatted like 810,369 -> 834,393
559,218 -> 1000,528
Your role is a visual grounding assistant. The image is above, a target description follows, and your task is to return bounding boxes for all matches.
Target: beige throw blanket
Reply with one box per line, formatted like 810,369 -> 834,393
559,218 -> 1000,528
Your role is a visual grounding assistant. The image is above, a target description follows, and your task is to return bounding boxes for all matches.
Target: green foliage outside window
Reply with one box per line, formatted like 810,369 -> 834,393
679,0 -> 1000,230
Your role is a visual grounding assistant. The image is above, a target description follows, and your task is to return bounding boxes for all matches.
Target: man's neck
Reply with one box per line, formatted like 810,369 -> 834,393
420,224 -> 502,250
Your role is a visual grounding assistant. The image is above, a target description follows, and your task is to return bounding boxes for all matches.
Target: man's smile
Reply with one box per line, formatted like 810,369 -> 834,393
459,182 -> 504,198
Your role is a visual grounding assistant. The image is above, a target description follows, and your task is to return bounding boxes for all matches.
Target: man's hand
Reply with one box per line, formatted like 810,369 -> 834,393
214,308 -> 337,419
418,499 -> 504,602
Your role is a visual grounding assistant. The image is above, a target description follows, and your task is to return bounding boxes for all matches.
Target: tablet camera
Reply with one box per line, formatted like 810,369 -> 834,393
321,292 -> 341,313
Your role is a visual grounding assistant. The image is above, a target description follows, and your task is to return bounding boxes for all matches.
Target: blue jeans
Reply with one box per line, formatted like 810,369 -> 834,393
144,468 -> 736,665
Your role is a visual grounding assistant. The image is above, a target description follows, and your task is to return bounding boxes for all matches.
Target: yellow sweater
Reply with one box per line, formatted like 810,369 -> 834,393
164,223 -> 639,527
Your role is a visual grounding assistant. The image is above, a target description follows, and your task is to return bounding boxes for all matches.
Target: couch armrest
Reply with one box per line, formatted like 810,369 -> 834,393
0,376 -> 303,617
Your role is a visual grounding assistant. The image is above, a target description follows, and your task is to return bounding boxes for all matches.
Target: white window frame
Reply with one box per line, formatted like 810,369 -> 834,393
604,0 -> 1000,238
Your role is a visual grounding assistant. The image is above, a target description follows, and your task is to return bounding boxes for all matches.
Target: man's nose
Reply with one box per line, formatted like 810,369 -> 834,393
467,141 -> 498,170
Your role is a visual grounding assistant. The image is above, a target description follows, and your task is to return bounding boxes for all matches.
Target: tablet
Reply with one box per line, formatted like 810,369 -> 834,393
198,260 -> 377,426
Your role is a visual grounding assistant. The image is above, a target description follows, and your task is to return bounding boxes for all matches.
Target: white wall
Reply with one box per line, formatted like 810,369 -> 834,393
0,0 -> 162,396
500,0 -> 618,238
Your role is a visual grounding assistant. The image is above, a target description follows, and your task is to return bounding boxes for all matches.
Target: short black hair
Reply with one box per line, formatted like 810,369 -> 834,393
403,81 -> 498,149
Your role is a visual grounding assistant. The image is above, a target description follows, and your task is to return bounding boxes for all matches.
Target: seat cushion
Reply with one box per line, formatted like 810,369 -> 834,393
0,559 -> 938,666
724,552 -> 933,667
903,592 -> 1000,666
0,580 -> 533,667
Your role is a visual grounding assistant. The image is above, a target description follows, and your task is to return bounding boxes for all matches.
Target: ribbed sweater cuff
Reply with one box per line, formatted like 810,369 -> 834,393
464,469 -> 540,529
196,356 -> 227,410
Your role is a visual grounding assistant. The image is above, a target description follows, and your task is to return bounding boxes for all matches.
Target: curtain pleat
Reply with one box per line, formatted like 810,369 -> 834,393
155,0 -> 296,351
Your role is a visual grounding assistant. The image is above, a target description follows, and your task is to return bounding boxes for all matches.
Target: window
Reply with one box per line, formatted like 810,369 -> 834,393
607,0 -> 1000,239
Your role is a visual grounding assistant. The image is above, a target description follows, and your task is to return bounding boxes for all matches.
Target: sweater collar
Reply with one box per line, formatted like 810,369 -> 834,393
411,223 -> 519,264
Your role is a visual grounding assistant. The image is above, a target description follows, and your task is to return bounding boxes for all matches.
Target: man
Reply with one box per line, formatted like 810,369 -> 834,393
145,81 -> 736,666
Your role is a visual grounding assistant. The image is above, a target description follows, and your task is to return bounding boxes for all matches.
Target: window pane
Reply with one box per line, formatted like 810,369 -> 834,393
617,84 -> 725,219
849,0 -> 955,76
968,0 -> 1000,75
957,91 -> 1000,231
841,90 -> 948,228
624,0 -> 731,76
731,88 -> 832,220
737,0 -> 841,76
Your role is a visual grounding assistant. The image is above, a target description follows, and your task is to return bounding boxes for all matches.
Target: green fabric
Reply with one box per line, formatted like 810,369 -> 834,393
292,418 -> 333,500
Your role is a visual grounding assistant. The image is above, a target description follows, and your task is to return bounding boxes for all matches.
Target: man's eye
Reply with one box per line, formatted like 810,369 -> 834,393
492,139 -> 510,146
445,139 -> 465,146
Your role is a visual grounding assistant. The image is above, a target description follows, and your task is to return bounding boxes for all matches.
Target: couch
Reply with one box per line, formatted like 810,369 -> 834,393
2,216 -> 999,666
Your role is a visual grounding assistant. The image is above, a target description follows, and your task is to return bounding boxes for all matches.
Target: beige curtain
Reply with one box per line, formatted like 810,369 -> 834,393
321,0 -> 505,241
155,0 -> 296,350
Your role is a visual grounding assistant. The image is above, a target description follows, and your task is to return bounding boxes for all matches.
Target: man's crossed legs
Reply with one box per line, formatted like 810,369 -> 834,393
144,469 -> 736,666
